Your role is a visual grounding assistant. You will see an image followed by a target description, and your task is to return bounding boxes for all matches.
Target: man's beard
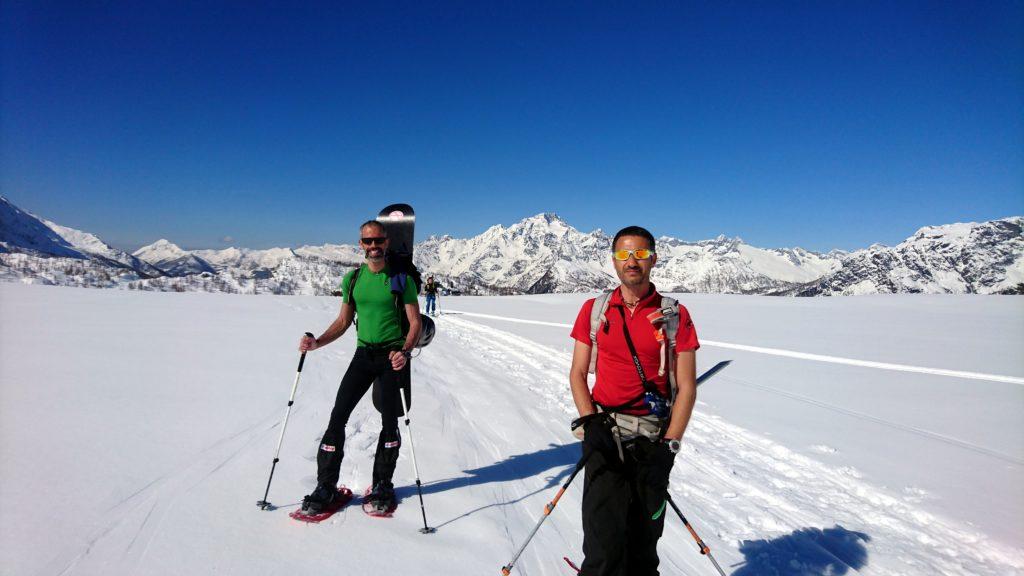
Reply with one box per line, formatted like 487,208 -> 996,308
365,248 -> 385,261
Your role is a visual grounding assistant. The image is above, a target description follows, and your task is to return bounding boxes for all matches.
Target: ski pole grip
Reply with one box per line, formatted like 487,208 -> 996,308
297,332 -> 315,371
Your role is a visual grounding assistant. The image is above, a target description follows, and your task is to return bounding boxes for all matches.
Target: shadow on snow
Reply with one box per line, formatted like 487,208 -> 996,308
730,525 -> 871,575
395,442 -> 582,529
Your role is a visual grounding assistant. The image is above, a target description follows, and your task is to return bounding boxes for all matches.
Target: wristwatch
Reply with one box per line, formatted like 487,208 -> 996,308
401,349 -> 412,359
662,438 -> 681,454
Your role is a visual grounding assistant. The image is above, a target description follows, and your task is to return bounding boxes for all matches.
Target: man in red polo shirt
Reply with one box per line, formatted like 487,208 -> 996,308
569,225 -> 699,576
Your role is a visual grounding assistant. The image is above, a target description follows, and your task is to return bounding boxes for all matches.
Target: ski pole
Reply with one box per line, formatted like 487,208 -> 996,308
501,450 -> 592,575
399,383 -> 436,534
257,332 -> 315,510
666,495 -> 727,576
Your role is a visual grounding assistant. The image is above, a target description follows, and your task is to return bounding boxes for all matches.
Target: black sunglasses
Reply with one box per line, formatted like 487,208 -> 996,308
360,237 -> 387,246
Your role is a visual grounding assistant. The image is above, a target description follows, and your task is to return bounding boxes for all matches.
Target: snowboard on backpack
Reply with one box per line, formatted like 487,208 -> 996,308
372,203 -> 418,415
377,203 -> 416,259
288,486 -> 354,523
375,202 -> 421,293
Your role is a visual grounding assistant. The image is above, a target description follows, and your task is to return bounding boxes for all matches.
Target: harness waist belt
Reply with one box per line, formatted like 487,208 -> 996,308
608,411 -> 665,442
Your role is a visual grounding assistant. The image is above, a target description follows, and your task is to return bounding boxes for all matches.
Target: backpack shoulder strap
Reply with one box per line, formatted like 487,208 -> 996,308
346,266 -> 363,324
660,296 -> 679,349
660,295 -> 680,402
587,290 -> 614,374
346,266 -> 362,304
390,271 -> 412,337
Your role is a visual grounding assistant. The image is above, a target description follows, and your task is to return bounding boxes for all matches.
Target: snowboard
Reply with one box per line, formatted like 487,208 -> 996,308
372,203 -> 417,415
289,486 -> 354,523
361,486 -> 398,518
376,203 -> 415,258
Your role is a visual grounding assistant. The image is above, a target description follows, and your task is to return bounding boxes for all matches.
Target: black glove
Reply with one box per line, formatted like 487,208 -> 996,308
637,440 -> 677,519
639,440 -> 676,488
573,413 -> 619,459
652,440 -> 677,473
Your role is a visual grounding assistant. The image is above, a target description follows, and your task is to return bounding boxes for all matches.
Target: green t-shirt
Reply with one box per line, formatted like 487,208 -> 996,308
342,264 -> 419,348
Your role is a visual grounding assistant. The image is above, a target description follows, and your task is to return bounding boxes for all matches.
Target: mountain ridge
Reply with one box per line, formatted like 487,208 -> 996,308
1,196 -> 1020,296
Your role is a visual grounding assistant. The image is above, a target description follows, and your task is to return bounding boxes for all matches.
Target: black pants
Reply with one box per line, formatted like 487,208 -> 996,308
580,439 -> 675,576
316,346 -> 410,488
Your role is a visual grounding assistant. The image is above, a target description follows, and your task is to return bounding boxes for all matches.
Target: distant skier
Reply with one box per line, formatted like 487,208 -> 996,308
568,226 -> 699,576
424,275 -> 440,316
297,220 -> 421,516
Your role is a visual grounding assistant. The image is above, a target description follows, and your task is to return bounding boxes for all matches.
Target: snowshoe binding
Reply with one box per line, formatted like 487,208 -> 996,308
362,482 -> 398,518
290,483 -> 354,523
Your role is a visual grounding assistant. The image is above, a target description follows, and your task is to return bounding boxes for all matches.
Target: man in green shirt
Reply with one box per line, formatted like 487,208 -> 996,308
297,220 -> 421,515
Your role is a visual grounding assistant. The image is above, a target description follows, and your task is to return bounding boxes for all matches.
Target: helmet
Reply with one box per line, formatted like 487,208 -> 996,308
417,314 -> 435,348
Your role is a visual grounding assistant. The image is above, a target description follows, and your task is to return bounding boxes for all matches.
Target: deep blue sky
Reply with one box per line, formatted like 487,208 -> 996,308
2,2 -> 1022,252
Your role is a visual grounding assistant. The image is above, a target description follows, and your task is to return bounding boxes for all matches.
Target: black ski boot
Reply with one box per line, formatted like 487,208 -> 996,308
302,482 -> 342,514
363,481 -> 397,516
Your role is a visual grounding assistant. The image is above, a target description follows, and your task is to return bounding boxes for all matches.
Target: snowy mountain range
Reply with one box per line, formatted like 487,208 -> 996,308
2,195 -> 1021,296
414,213 -> 846,295
788,218 -> 1024,295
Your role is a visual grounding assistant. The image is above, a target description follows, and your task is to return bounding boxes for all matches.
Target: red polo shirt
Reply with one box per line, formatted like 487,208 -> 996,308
570,286 -> 699,412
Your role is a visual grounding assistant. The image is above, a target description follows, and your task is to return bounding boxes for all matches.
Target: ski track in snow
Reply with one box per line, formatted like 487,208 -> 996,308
42,412 -> 283,576
433,313 -> 1024,576
36,339 -> 356,576
719,373 -> 1024,466
443,309 -> 1024,386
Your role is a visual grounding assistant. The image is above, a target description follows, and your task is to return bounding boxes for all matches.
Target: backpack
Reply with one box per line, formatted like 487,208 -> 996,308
588,290 -> 682,406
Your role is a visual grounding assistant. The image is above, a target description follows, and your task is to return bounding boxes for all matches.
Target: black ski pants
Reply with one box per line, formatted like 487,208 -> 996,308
580,439 -> 675,576
317,346 -> 410,489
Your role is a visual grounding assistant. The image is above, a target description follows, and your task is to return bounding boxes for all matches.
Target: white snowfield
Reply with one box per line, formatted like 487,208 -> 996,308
438,310 -> 1024,386
1,284 -> 1022,575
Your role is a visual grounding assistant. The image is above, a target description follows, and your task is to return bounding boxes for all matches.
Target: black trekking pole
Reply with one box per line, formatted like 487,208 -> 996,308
666,495 -> 727,576
399,386 -> 436,534
257,332 -> 315,510
500,450 -> 592,575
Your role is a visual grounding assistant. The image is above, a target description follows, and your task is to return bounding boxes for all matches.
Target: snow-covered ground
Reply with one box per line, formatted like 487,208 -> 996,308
1,284 -> 1022,575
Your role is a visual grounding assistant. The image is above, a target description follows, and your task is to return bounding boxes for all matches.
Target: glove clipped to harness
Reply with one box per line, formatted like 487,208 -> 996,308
572,413 -> 623,461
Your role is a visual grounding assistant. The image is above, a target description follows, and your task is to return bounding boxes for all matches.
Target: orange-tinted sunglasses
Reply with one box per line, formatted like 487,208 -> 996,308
612,248 -> 654,261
